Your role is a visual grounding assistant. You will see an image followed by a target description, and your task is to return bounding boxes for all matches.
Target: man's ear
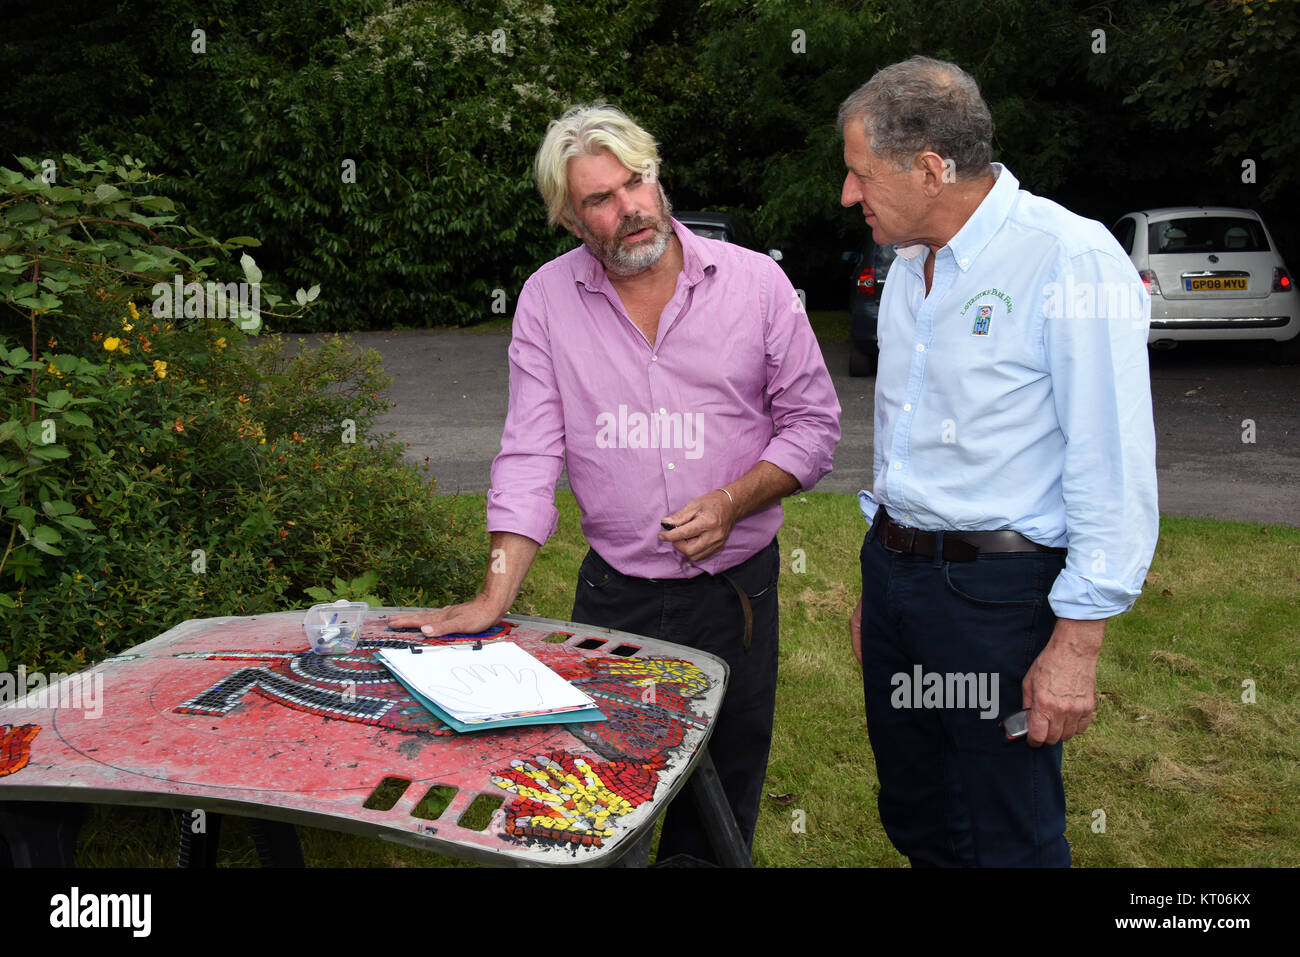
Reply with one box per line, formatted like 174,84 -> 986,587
916,152 -> 950,196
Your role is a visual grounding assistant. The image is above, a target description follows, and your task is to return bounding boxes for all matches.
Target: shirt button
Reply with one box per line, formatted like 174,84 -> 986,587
651,355 -> 658,362
916,343 -> 925,353
892,461 -> 901,471
659,407 -> 667,415
667,462 -> 676,470
903,403 -> 912,412
960,257 -> 969,267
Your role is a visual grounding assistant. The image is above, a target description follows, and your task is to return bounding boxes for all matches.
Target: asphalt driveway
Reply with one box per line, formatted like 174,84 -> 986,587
312,329 -> 1298,526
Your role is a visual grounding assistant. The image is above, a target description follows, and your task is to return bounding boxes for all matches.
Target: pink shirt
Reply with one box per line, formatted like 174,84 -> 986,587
487,219 -> 841,578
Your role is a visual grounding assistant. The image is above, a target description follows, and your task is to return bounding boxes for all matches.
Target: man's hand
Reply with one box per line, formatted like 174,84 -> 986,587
1021,617 -> 1107,747
850,597 -> 863,664
389,531 -> 540,637
387,595 -> 504,638
658,488 -> 737,563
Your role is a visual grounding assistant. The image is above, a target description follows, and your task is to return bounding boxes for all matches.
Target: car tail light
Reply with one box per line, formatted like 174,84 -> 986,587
1275,267 -> 1293,292
857,266 -> 876,295
1139,269 -> 1161,296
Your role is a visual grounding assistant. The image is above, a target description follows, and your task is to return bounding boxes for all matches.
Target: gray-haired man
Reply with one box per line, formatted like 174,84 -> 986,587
840,56 -> 1158,866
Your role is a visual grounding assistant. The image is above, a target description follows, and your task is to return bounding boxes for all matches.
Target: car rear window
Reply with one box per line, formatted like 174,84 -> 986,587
685,225 -> 728,242
1148,217 -> 1269,254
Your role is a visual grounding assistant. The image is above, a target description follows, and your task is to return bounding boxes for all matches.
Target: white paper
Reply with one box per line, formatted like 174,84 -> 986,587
376,642 -> 594,720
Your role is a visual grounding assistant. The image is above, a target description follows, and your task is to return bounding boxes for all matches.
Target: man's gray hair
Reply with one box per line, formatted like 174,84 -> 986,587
838,56 -> 993,179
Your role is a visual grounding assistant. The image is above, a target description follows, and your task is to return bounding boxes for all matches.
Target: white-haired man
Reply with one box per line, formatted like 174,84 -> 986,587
393,104 -> 840,865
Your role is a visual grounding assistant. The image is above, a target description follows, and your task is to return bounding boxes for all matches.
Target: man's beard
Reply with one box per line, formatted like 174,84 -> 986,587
583,188 -> 675,277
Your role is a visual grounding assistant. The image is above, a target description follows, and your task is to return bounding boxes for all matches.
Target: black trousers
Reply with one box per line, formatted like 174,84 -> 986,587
570,538 -> 780,865
860,527 -> 1071,866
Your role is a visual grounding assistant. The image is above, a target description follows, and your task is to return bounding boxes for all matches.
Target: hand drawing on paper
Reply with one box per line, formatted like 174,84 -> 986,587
427,664 -> 544,713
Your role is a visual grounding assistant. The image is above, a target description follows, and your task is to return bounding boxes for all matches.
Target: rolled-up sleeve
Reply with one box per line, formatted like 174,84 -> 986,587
486,278 -> 566,546
758,260 -> 842,490
1043,250 -> 1159,619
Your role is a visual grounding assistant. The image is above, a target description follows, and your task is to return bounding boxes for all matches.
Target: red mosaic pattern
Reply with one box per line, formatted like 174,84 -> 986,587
174,639 -> 458,735
494,750 -> 660,847
0,723 -> 39,778
493,654 -> 713,849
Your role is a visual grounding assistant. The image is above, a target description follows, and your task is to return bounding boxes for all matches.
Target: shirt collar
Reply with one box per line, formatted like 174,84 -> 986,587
893,163 -> 1018,271
943,163 -> 1018,271
576,217 -> 715,293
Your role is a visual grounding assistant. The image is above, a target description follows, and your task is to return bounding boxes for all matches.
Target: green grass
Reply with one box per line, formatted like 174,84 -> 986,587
70,495 -> 1300,866
805,308 -> 850,344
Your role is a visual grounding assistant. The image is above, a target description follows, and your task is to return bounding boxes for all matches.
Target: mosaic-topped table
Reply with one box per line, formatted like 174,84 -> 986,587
0,610 -> 733,867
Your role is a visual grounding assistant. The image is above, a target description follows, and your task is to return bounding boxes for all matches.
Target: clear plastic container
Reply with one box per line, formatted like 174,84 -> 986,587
303,599 -> 368,655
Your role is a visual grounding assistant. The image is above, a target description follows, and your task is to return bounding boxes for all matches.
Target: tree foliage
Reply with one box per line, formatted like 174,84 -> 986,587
2,0 -> 1295,322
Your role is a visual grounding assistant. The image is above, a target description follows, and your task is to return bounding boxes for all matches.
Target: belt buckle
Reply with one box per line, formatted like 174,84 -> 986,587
881,521 -> 916,555
899,526 -> 917,553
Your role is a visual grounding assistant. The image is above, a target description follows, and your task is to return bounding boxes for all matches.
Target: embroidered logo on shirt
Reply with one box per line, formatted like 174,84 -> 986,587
959,287 -> 1013,337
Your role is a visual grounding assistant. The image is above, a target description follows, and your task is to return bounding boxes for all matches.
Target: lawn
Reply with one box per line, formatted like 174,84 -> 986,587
73,491 -> 1300,867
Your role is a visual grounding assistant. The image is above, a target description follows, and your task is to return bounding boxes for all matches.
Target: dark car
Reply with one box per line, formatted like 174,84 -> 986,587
848,241 -> 898,376
676,211 -> 794,311
674,210 -> 761,249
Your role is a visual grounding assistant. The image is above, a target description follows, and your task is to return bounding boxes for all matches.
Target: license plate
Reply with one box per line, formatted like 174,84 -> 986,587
1184,277 -> 1247,291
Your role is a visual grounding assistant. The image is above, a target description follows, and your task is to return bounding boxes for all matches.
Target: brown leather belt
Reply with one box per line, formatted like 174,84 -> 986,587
873,506 -> 1066,562
719,572 -> 755,652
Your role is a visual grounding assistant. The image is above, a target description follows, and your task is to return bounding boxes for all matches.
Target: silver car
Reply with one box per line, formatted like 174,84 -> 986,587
1111,207 -> 1299,360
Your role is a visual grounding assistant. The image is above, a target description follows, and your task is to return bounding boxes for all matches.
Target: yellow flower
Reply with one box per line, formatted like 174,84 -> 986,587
215,337 -> 227,350
47,363 -> 62,377
128,301 -> 139,321
153,360 -> 168,379
103,336 -> 121,351
122,318 -> 134,331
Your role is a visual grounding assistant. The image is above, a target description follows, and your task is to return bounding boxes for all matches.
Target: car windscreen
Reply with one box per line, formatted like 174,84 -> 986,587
1147,217 -> 1269,254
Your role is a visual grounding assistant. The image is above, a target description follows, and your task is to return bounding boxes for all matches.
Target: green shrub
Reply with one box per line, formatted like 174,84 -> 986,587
0,156 -> 481,672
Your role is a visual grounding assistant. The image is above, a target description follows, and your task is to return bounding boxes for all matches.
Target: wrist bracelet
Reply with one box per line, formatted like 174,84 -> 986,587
718,486 -> 735,508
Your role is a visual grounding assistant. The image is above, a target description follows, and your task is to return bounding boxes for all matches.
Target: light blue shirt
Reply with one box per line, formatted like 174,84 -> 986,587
860,164 -> 1159,620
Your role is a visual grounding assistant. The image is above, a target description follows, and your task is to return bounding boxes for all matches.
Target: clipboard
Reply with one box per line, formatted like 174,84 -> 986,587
374,643 -> 607,733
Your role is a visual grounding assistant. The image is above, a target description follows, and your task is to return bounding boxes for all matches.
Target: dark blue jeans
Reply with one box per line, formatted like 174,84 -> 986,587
859,527 -> 1071,867
571,539 -> 780,865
